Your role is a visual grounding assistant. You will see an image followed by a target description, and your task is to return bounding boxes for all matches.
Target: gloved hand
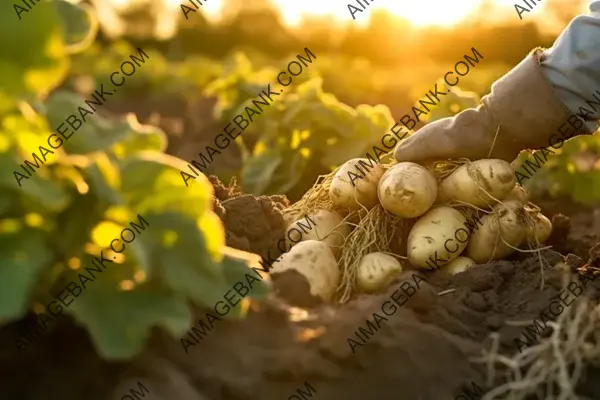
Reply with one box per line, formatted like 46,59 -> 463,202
394,49 -> 593,164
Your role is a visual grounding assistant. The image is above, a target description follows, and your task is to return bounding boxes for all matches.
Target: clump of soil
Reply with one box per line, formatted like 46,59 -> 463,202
535,196 -> 600,259
209,176 -> 290,260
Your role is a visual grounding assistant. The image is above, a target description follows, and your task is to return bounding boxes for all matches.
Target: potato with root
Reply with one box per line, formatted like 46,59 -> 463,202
270,240 -> 339,301
466,201 -> 527,263
407,206 -> 469,269
439,159 -> 516,208
285,209 -> 350,255
378,162 -> 438,218
442,256 -> 475,275
357,252 -> 403,293
525,212 -> 553,245
330,158 -> 385,209
504,185 -> 529,204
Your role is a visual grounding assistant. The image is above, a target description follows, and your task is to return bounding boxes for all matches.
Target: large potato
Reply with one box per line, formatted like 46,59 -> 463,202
357,252 -> 403,293
329,158 -> 385,209
466,201 -> 527,263
439,159 -> 516,208
526,212 -> 552,245
504,185 -> 529,204
407,206 -> 469,269
378,162 -> 438,218
271,240 -> 339,301
285,209 -> 350,256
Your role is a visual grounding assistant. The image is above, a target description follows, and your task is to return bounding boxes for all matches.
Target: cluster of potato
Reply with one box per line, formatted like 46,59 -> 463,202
270,158 -> 553,302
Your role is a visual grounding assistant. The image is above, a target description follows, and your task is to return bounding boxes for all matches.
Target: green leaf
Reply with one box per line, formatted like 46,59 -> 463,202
0,151 -> 71,212
55,1 -> 97,53
221,251 -> 270,301
113,118 -> 167,158
0,228 -> 53,319
119,153 -> 213,221
68,287 -> 191,360
54,192 -> 104,258
0,1 -> 68,110
44,91 -> 130,155
241,149 -> 283,195
131,212 -> 227,307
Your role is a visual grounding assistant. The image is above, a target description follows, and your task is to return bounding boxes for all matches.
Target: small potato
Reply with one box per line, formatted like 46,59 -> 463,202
407,206 -> 469,269
526,212 -> 553,244
442,257 -> 475,275
271,240 -> 339,301
466,201 -> 527,263
330,158 -> 385,209
504,185 -> 529,204
378,162 -> 438,218
357,252 -> 403,293
439,159 -> 516,208
285,209 -> 350,256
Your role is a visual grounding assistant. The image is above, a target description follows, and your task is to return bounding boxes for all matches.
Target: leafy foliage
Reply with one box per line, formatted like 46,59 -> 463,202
514,134 -> 600,205
0,0 -> 265,360
206,53 -> 395,196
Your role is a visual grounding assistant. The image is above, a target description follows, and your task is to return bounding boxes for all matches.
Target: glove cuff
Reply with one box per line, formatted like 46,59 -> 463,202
482,48 -> 592,152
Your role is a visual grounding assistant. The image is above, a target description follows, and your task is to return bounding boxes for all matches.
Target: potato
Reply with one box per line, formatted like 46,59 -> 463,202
466,201 -> 527,263
442,256 -> 475,275
526,212 -> 552,244
330,158 -> 385,209
504,185 -> 529,204
285,209 -> 350,255
271,240 -> 339,301
357,252 -> 403,293
439,159 -> 516,208
407,206 -> 469,269
378,162 -> 438,218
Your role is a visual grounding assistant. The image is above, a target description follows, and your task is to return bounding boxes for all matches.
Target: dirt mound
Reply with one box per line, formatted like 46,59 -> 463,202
116,182 -> 600,400
126,248 -> 600,400
209,176 -> 289,260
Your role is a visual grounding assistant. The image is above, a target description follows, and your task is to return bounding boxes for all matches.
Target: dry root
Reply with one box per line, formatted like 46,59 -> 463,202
336,205 -> 407,303
428,158 -> 469,181
475,298 -> 600,400
284,171 -> 336,223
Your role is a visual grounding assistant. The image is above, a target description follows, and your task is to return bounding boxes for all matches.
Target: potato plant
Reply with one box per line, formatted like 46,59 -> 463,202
0,1 -> 266,360
204,54 -> 397,198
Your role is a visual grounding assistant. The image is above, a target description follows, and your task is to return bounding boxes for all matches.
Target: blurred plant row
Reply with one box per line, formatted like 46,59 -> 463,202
0,0 -> 266,360
203,54 -> 600,205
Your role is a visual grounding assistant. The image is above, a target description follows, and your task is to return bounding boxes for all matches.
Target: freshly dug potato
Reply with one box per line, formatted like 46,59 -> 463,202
504,185 -> 529,204
442,256 -> 475,275
271,240 -> 339,301
285,209 -> 350,255
329,158 -> 385,209
357,252 -> 403,293
439,159 -> 516,208
526,212 -> 553,244
466,201 -> 527,263
407,206 -> 469,269
378,162 -> 438,218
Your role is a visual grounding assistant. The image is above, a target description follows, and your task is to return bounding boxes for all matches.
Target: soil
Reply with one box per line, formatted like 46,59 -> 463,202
4,182 -> 600,400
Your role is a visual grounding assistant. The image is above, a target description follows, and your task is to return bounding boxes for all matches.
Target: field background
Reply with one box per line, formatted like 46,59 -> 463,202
70,0 -> 599,203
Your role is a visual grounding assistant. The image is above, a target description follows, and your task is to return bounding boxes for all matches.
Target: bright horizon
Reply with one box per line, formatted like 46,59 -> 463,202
163,0 -> 548,27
